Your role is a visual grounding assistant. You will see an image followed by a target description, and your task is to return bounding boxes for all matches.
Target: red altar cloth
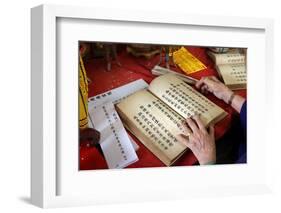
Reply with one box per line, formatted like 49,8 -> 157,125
79,46 -> 246,170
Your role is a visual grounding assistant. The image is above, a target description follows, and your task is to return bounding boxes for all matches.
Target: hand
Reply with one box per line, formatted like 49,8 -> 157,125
195,76 -> 233,104
176,115 -> 216,165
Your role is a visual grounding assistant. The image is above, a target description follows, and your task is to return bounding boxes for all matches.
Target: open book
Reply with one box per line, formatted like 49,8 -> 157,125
116,74 -> 227,166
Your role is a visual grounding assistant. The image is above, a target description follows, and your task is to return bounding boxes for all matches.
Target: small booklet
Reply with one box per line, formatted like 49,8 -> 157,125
116,74 -> 227,166
207,49 -> 247,90
215,63 -> 247,90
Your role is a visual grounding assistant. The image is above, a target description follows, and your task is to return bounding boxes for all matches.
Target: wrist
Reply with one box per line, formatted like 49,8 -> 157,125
222,89 -> 234,104
202,160 -> 216,165
199,155 -> 216,165
227,92 -> 235,105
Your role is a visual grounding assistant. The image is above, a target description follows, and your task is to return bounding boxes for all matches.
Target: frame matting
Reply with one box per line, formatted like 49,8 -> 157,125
31,4 -> 274,208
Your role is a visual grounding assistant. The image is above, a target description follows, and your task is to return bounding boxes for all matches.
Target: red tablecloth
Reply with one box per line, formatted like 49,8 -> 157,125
80,46 -> 246,170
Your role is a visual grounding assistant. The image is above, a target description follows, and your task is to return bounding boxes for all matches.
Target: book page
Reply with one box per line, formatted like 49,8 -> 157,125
148,74 -> 227,126
89,102 -> 138,169
116,90 -> 187,165
207,50 -> 245,65
88,79 -> 148,109
88,79 -> 148,151
216,64 -> 247,89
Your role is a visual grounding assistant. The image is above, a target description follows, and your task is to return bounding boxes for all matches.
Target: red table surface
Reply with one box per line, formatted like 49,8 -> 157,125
80,46 -> 246,170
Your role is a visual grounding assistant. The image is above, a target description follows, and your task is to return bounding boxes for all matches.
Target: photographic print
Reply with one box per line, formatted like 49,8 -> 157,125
78,42 -> 247,170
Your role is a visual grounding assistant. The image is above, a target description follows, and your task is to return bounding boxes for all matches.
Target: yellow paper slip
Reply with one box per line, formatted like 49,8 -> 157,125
173,47 -> 207,74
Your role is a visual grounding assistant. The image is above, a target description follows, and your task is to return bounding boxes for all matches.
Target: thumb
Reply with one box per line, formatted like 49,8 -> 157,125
208,124 -> 215,138
176,134 -> 194,149
210,76 -> 220,83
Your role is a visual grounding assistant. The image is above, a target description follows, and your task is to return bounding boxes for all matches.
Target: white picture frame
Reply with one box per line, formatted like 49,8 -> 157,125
31,4 -> 274,208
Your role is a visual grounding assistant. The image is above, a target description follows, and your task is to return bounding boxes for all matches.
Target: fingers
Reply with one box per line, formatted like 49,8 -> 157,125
192,115 -> 206,131
180,121 -> 192,135
176,134 -> 193,148
201,85 -> 209,94
184,115 -> 207,134
185,117 -> 198,133
195,77 -> 206,89
196,76 -> 216,93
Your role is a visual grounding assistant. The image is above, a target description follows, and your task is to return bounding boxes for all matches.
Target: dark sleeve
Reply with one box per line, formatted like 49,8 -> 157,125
240,101 -> 247,131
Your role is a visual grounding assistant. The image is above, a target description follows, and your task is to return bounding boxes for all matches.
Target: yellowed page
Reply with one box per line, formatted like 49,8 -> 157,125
116,89 -> 187,165
148,74 -> 227,126
207,50 -> 245,65
216,64 -> 247,90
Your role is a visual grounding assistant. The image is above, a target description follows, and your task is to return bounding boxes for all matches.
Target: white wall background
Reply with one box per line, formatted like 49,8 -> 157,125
0,0 -> 280,212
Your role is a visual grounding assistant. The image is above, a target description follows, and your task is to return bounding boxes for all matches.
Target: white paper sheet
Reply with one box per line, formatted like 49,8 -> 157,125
88,79 -> 148,151
88,79 -> 148,109
128,134 -> 139,151
89,102 -> 138,169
